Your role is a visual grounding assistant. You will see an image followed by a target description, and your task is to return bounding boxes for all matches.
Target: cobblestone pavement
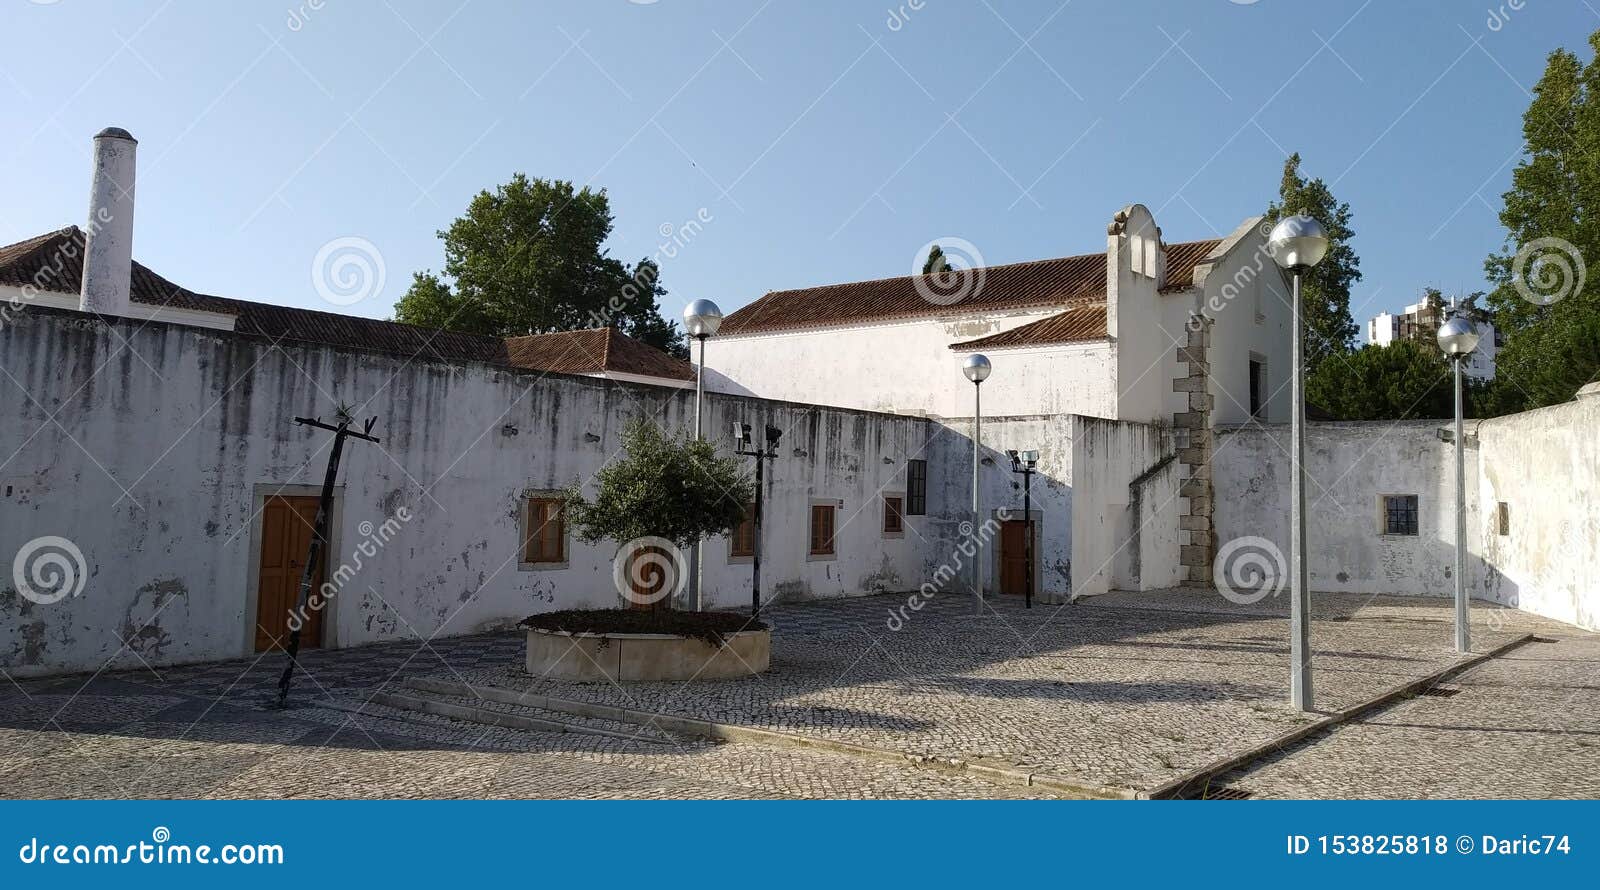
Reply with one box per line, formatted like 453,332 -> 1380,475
2,589 -> 1592,799
1215,628 -> 1600,799
444,590 -> 1567,794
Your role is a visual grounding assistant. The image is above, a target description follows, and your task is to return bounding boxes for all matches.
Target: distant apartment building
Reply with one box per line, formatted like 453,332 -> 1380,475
1368,299 -> 1499,380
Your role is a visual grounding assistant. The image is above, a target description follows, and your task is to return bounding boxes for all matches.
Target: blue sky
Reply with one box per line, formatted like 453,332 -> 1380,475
0,0 -> 1590,332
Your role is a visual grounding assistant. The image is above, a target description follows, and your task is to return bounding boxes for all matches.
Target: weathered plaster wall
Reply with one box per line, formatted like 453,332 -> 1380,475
1212,421 -> 1470,597
1476,387 -> 1600,630
927,414 -> 1076,602
1069,415 -> 1178,596
709,309 -> 1117,419
0,309 -> 947,677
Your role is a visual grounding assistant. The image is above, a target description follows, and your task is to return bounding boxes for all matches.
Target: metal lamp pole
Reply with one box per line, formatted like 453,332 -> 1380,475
1437,305 -> 1481,653
1008,449 -> 1039,609
734,423 -> 781,619
962,354 -> 992,616
683,299 -> 723,611
1268,215 -> 1330,713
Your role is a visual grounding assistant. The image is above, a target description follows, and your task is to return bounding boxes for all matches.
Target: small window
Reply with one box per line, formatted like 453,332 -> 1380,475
731,503 -> 756,558
883,496 -> 904,536
809,503 -> 836,556
1382,495 -> 1419,536
1496,502 -> 1510,536
522,495 -> 566,564
1248,359 -> 1265,419
906,459 -> 927,515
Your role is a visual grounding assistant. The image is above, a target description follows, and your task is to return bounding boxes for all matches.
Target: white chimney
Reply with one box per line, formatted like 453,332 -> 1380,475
78,127 -> 137,316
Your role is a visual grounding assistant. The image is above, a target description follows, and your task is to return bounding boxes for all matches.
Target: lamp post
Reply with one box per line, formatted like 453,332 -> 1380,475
1268,214 -> 1330,713
962,354 -> 992,616
734,422 -> 782,619
1007,449 -> 1039,609
683,299 -> 723,611
1437,305 -> 1481,654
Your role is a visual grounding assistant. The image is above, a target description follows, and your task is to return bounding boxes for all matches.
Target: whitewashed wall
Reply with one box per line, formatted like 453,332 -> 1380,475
1477,387 -> 1600,630
707,308 -> 1117,419
1211,421 -> 1471,597
0,309 -> 951,677
1069,415 -> 1179,596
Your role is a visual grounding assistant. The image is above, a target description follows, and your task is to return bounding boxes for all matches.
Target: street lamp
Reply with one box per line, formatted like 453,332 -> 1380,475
1268,214 -> 1329,713
734,422 -> 782,619
962,353 -> 992,616
683,299 -> 723,611
1437,306 -> 1481,654
1007,449 -> 1039,609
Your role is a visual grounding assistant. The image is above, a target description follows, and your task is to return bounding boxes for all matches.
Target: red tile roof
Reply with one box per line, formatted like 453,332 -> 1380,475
720,237 -> 1221,336
948,303 -> 1109,351
0,227 -> 691,382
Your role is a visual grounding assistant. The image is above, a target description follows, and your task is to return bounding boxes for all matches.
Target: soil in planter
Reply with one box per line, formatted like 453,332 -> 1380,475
519,609 -> 769,647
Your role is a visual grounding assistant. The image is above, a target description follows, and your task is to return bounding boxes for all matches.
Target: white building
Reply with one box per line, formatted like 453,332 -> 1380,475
1369,300 -> 1498,380
710,205 -> 1293,428
3,127 -> 1595,681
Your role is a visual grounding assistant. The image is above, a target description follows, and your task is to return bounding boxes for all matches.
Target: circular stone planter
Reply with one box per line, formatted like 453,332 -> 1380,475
526,627 -> 771,683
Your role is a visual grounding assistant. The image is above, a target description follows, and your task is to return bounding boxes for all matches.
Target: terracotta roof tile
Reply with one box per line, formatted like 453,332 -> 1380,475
0,228 -> 689,382
721,237 -> 1221,336
948,304 -> 1109,351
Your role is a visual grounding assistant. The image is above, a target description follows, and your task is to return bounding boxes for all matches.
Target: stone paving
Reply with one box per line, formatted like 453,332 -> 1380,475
1,588 -> 1594,799
1216,628 -> 1600,799
449,590 -> 1546,794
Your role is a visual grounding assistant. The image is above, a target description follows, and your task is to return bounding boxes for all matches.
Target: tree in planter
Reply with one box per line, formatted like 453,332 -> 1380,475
562,418 -> 754,612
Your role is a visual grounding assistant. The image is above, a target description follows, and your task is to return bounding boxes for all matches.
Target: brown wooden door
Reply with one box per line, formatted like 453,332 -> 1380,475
627,544 -> 673,611
255,495 -> 326,651
999,519 -> 1029,596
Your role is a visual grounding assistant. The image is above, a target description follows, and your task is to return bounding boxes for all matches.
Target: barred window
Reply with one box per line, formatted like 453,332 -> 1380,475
1382,495 -> 1419,536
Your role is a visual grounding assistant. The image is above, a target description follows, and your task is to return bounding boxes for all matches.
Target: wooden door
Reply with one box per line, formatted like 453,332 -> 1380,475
626,544 -> 674,610
999,519 -> 1029,596
255,495 -> 326,651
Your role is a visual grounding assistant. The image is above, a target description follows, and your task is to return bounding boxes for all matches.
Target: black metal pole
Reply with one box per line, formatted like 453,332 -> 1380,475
276,415 -> 379,709
1023,467 -> 1033,609
752,448 -> 764,619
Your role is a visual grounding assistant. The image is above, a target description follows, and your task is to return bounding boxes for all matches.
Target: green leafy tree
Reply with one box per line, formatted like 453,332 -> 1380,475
1483,31 -> 1600,411
1264,153 -> 1362,372
1307,339 -> 1462,421
563,419 -> 753,609
922,244 -> 948,275
395,174 -> 687,358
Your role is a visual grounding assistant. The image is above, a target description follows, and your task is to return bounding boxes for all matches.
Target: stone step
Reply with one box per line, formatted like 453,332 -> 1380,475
364,684 -> 683,745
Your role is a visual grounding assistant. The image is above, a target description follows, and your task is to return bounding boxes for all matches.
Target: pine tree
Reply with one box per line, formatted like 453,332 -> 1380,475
1264,154 -> 1362,373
